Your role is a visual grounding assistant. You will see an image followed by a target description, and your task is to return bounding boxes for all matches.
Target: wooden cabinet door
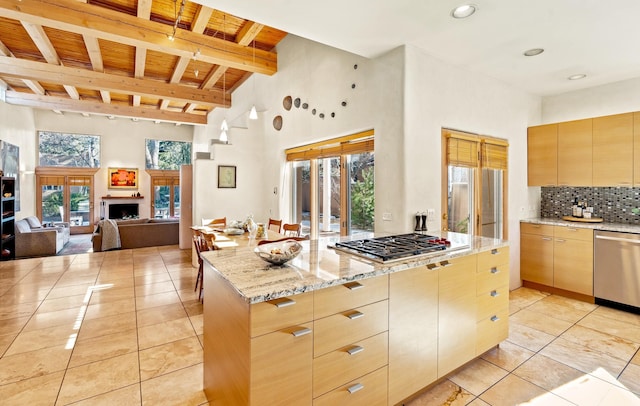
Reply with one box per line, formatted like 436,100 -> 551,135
634,112 -> 640,186
557,119 -> 592,186
438,254 -> 477,378
388,266 -> 438,405
527,124 -> 558,186
593,113 -> 633,186
553,229 -> 594,296
520,231 -> 554,286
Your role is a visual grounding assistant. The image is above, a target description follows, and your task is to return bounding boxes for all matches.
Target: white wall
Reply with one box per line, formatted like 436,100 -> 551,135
33,111 -> 193,221
542,76 -> 640,123
0,102 -> 37,218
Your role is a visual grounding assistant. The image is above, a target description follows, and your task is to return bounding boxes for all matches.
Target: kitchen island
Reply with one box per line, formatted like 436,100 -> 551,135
201,231 -> 509,405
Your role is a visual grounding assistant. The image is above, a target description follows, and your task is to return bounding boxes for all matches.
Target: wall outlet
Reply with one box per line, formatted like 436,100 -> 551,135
427,209 -> 435,218
382,212 -> 392,221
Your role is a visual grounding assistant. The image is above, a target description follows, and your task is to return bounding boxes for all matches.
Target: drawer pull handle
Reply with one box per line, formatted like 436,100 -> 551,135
542,237 -> 552,241
568,228 -> 577,232
347,383 -> 364,394
347,346 -> 364,355
439,260 -> 452,267
490,315 -> 500,322
274,298 -> 296,308
490,267 -> 499,274
291,327 -> 312,337
347,311 -> 364,320
490,290 -> 498,297
491,249 -> 499,255
344,281 -> 364,290
556,239 -> 566,243
426,263 -> 440,270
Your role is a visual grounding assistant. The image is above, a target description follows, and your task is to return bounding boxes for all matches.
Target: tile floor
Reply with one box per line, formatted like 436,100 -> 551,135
0,246 -> 638,405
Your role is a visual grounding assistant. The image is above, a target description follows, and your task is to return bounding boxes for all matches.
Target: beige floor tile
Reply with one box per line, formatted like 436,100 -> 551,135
0,370 -> 64,406
88,286 -> 136,305
560,324 -> 640,361
0,315 -> 29,335
509,308 -> 573,336
0,301 -> 40,321
95,274 -> 135,287
176,287 -> 199,303
481,340 -> 535,371
578,312 -> 640,344
135,280 -> 177,297
24,306 -> 85,331
0,345 -> 72,385
84,297 -> 136,320
36,294 -> 88,313
190,314 -> 203,336
506,321 -> 557,352
552,370 -> 640,405
135,290 -> 181,311
182,298 -> 203,317
57,352 -> 140,404
134,272 -> 172,286
633,351 -> 640,366
136,302 -> 188,328
0,286 -> 50,305
78,311 -> 137,341
0,332 -> 16,354
527,298 -> 593,324
139,336 -> 203,381
70,383 -> 142,406
539,337 -> 629,377
592,306 -> 640,326
479,374 -> 571,406
508,287 -> 549,309
69,328 -> 138,368
541,294 -> 598,313
55,273 -> 98,287
619,363 -> 640,396
138,316 -> 196,350
466,398 -> 490,406
46,282 -> 94,299
5,323 -> 76,355
449,358 -> 509,396
141,363 -> 207,406
405,379 -> 474,406
513,353 -> 584,391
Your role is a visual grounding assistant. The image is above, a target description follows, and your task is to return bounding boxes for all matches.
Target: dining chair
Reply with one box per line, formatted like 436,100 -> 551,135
193,231 -> 210,302
267,218 -> 282,233
282,223 -> 301,237
204,217 -> 226,229
257,235 -> 309,245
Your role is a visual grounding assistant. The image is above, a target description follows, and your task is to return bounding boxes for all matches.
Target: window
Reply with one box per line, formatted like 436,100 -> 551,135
38,131 -> 100,168
442,129 -> 508,239
145,139 -> 191,170
287,130 -> 374,238
148,171 -> 180,218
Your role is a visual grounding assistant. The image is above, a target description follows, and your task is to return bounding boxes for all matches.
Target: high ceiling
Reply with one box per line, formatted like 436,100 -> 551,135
0,0 -> 287,125
197,0 -> 640,97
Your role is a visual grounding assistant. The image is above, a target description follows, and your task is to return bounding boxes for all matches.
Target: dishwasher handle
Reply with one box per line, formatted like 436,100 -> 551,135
595,234 -> 640,244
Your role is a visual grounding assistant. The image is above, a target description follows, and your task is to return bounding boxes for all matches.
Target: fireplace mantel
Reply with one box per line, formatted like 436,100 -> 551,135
101,196 -> 144,199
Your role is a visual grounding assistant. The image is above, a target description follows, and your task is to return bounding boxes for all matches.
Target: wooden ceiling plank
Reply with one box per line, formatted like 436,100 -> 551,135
5,90 -> 207,125
0,39 -> 46,95
133,0 -> 151,108
0,0 -> 277,75
192,5 -> 214,34
0,56 -> 229,106
236,21 -> 264,46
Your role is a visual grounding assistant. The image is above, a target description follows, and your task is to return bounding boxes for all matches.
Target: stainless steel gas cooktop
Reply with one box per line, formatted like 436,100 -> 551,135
331,233 -> 468,263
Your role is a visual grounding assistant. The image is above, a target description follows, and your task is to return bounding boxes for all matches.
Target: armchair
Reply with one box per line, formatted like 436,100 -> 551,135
15,216 -> 70,257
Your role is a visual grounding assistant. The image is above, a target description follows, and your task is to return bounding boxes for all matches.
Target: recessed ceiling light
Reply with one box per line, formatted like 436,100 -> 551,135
451,4 -> 477,19
524,48 -> 544,57
568,74 -> 587,80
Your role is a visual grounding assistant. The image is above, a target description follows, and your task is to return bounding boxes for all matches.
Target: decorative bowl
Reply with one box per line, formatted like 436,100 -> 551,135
224,228 -> 244,236
254,240 -> 303,265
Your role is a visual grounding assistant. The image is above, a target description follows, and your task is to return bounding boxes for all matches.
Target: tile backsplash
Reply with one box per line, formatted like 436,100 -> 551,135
541,187 -> 640,224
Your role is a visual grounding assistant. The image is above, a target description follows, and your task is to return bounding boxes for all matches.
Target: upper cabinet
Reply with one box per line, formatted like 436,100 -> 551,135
557,119 -> 592,186
527,124 -> 558,186
593,113 -> 633,187
635,112 -> 640,186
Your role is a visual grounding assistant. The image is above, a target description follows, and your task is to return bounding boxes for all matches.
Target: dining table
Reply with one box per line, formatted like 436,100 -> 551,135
191,225 -> 285,250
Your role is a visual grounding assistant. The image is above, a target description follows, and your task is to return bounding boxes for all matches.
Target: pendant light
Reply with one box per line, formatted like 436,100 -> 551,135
219,15 -> 229,143
249,39 -> 258,120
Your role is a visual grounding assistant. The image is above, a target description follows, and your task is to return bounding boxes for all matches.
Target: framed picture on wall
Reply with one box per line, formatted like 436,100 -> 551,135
108,168 -> 138,189
218,165 -> 236,188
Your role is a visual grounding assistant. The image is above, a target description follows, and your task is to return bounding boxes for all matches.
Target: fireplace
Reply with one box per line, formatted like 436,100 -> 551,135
108,203 -> 139,219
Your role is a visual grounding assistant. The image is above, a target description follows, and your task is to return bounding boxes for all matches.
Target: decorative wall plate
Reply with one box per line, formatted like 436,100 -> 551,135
283,96 -> 292,111
273,115 -> 283,131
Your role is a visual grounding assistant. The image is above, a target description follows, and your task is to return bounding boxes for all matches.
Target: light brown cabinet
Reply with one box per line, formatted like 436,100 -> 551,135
527,124 -> 558,186
634,112 -> 640,186
476,247 -> 509,355
557,118 -> 592,186
520,223 -> 593,297
593,113 -> 633,186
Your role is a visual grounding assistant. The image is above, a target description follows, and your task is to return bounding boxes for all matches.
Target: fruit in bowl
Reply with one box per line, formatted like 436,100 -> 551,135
254,240 -> 303,265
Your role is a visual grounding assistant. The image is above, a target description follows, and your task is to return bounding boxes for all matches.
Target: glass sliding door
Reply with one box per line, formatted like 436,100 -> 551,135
447,166 -> 474,235
37,171 -> 95,234
291,160 -> 311,236
317,157 -> 341,236
480,168 -> 503,238
68,176 -> 93,233
150,173 -> 180,218
348,152 -> 375,234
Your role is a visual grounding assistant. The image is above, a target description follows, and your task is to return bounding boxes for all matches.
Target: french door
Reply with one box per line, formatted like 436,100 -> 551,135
148,170 -> 180,218
36,168 -> 98,234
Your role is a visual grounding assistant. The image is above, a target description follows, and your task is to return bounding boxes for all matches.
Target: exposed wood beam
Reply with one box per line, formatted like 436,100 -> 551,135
0,56 -> 230,107
5,90 -> 207,125
82,35 -> 111,103
236,21 -> 265,46
132,0 -> 152,107
0,39 -> 45,95
0,0 -> 278,75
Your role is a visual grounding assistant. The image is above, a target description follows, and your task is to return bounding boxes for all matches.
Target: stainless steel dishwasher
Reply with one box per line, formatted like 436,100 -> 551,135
594,230 -> 640,310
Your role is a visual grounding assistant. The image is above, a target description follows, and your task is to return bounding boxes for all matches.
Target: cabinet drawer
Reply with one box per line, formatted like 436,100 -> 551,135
554,226 -> 593,242
313,366 -> 388,406
477,284 -> 509,321
314,275 -> 388,319
477,246 -> 509,272
521,223 -> 554,236
476,308 -> 509,355
477,264 -> 509,295
313,332 -> 388,398
314,300 -> 388,357
250,291 -> 314,337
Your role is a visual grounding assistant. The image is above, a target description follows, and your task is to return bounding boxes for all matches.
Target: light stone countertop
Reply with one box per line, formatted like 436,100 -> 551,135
201,231 -> 509,304
520,218 -> 640,234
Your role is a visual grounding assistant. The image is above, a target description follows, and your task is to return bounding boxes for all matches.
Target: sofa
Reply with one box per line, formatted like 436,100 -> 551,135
92,218 -> 179,252
15,216 -> 70,257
